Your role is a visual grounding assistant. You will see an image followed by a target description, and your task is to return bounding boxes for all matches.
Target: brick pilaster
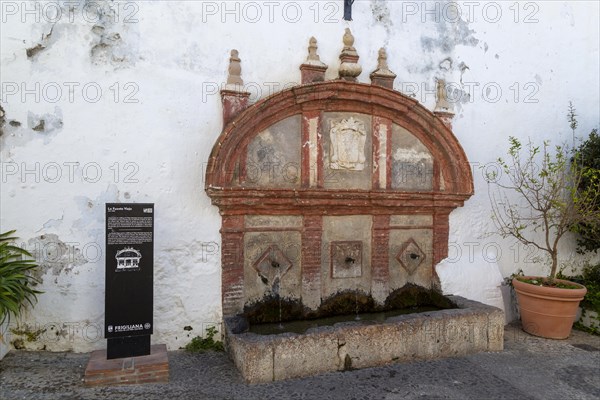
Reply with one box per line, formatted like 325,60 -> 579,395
221,90 -> 250,126
433,211 -> 450,265
301,215 -> 323,309
221,215 -> 245,316
372,215 -> 390,303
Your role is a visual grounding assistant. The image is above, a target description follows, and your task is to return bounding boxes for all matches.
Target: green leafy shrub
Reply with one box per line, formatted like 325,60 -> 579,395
562,263 -> 600,335
563,263 -> 600,313
0,230 -> 42,325
571,129 -> 600,253
184,326 -> 224,353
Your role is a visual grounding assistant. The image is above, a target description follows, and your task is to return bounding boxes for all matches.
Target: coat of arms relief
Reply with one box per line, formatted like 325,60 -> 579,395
329,117 -> 367,171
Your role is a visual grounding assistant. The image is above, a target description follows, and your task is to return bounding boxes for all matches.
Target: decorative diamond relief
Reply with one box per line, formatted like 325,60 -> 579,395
253,245 -> 293,285
396,239 -> 425,275
331,241 -> 363,278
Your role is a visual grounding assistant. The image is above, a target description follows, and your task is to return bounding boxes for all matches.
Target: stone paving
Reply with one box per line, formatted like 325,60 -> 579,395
0,323 -> 598,400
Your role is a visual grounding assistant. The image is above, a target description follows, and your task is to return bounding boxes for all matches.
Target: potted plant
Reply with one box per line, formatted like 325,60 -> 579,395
0,230 -> 42,358
486,105 -> 600,339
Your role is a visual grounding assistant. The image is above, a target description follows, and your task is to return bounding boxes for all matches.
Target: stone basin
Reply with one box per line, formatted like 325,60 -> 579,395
224,296 -> 504,384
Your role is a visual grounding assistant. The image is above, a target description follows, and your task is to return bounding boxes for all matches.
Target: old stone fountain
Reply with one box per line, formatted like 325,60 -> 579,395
205,31 -> 503,384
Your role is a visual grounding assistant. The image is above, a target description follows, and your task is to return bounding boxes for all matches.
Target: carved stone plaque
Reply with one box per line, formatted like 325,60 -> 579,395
329,117 -> 367,170
331,241 -> 363,278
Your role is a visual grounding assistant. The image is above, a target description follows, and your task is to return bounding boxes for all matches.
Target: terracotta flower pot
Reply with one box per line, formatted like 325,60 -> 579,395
513,276 -> 587,339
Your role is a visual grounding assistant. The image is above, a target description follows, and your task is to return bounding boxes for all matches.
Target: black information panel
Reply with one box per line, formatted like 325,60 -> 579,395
105,203 -> 154,359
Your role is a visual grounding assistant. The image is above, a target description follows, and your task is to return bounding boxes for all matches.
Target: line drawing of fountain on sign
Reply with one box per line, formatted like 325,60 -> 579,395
115,247 -> 142,271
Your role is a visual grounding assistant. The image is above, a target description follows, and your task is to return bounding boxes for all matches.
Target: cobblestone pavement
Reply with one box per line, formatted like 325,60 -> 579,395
1,323 -> 599,400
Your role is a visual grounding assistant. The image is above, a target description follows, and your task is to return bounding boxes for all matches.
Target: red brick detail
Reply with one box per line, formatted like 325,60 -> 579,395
433,159 -> 441,191
301,114 -> 310,187
386,118 -> 393,190
433,211 -> 450,266
207,189 -> 470,215
302,215 -> 323,297
237,145 -> 247,185
372,117 -> 381,189
370,75 -> 395,89
372,215 -> 390,289
221,215 -> 245,316
301,111 -> 321,188
300,64 -> 328,84
434,111 -> 454,130
206,81 -> 474,197
317,115 -> 324,188
84,344 -> 169,386
372,116 -> 391,190
221,89 -> 250,127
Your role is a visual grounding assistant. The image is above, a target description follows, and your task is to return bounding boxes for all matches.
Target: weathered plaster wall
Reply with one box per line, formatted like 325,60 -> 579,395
0,321 -> 9,360
1,1 -> 598,352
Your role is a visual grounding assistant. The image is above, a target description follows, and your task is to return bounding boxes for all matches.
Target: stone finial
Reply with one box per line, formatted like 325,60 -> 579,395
342,28 -> 357,55
300,37 -> 328,83
370,47 -> 396,89
307,37 -> 323,64
376,48 -> 390,71
433,78 -> 454,129
226,49 -> 244,89
222,49 -> 250,125
338,29 -> 362,82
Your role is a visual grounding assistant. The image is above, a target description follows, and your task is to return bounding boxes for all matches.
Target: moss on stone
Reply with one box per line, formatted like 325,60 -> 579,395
243,284 -> 456,324
243,295 -> 305,324
384,284 -> 456,310
310,290 -> 375,319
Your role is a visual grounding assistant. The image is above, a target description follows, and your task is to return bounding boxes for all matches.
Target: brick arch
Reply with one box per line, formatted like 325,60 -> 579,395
205,81 -> 473,207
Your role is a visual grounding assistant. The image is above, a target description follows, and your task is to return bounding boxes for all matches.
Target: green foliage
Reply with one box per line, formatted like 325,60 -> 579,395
184,326 -> 224,353
515,276 -> 581,289
571,129 -> 600,253
561,263 -> 600,313
573,320 -> 600,336
566,263 -> 600,336
567,101 -> 578,135
0,230 -> 42,325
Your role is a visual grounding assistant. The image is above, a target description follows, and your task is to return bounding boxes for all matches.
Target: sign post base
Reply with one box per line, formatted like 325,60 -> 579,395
84,343 -> 169,386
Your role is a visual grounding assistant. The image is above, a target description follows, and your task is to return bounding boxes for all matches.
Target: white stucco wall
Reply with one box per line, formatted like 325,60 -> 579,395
1,1 -> 598,352
0,320 -> 9,360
